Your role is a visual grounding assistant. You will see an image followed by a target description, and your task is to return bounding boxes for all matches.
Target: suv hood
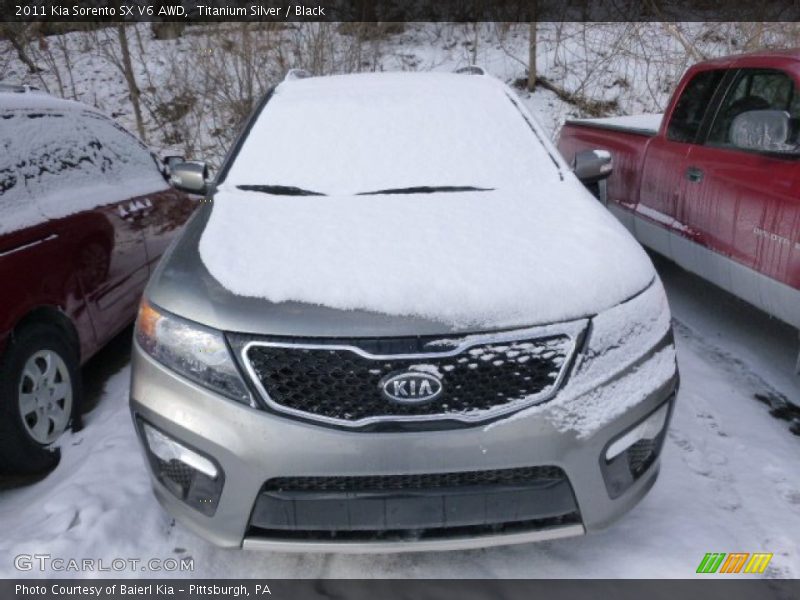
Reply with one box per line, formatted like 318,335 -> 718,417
151,183 -> 655,337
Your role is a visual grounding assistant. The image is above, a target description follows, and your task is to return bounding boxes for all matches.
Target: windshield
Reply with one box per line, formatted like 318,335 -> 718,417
222,73 -> 561,196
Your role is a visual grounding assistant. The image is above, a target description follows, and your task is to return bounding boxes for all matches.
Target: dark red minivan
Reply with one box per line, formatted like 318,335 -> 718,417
0,86 -> 195,474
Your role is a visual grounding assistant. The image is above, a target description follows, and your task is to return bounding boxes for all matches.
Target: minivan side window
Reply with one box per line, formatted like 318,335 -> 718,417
0,108 -> 166,235
0,110 -> 107,233
706,69 -> 800,155
74,112 -> 164,179
666,69 -> 725,143
0,110 -> 158,210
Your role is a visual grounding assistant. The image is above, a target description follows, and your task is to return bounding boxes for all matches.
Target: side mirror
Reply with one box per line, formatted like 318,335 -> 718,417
162,155 -> 186,176
730,109 -> 791,152
573,149 -> 613,185
169,161 -> 209,194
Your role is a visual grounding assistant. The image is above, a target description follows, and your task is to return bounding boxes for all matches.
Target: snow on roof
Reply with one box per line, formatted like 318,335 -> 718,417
0,89 -> 94,113
222,71 -> 565,195
696,47 -> 800,68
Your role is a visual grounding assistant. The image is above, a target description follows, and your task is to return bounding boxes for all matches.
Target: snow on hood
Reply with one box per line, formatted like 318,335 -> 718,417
198,182 -> 655,329
199,72 -> 654,328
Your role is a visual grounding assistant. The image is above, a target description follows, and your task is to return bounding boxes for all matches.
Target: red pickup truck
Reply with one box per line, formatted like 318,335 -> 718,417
558,50 -> 800,371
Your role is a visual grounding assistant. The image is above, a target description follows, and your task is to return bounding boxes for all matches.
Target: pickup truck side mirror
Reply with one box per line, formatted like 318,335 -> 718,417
730,109 -> 792,152
573,149 -> 613,185
169,161 -> 209,195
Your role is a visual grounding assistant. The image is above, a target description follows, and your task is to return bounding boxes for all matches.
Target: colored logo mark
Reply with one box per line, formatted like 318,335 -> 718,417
696,552 -> 773,574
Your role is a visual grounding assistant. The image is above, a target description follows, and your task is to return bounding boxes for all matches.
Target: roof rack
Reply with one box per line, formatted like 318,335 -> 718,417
0,83 -> 40,93
454,66 -> 486,76
284,69 -> 312,82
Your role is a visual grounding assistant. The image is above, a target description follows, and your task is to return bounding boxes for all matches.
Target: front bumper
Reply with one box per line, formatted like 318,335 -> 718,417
129,332 -> 678,552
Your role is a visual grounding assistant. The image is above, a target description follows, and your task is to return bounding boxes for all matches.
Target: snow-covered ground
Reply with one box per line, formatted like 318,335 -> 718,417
0,258 -> 797,579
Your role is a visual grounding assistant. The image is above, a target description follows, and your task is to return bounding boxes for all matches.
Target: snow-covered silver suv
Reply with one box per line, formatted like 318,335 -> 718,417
129,69 -> 679,551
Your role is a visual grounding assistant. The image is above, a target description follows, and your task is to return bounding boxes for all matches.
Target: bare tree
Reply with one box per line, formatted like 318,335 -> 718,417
528,21 -> 537,91
1,24 -> 41,74
151,22 -> 185,40
53,31 -> 79,100
116,24 -> 146,141
27,34 -> 73,98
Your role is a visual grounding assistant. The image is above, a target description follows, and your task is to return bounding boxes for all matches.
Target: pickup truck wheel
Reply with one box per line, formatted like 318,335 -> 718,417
0,323 -> 80,475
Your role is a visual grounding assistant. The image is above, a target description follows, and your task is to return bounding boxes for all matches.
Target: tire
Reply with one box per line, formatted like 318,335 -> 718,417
0,323 -> 81,475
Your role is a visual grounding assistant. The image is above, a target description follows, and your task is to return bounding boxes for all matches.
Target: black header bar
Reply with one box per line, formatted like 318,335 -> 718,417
3,0 -> 800,23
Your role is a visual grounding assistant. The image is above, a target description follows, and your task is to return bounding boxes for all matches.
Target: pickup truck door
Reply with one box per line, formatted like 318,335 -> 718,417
636,69 -> 727,258
636,137 -> 691,255
681,68 -> 800,296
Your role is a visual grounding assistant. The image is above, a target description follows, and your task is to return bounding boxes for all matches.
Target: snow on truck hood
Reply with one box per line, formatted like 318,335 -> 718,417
199,183 -> 655,329
198,72 -> 655,328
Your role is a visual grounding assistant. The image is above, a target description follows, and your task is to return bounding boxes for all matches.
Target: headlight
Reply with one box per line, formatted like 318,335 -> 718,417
575,277 -> 673,380
135,300 -> 251,405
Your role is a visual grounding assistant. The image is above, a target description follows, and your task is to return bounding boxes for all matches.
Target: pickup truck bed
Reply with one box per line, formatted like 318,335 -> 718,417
566,114 -> 663,137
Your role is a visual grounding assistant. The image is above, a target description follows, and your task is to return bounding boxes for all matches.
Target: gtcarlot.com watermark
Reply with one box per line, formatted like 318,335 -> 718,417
14,553 -> 194,573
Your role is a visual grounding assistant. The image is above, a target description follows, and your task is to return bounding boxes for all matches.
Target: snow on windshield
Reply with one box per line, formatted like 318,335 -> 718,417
222,72 -> 562,195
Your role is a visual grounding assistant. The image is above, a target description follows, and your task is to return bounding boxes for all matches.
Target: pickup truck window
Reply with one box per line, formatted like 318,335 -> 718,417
666,69 -> 725,144
707,69 -> 800,154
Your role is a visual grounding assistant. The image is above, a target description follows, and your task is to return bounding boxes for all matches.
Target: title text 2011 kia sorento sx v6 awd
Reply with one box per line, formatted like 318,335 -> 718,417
130,69 -> 679,552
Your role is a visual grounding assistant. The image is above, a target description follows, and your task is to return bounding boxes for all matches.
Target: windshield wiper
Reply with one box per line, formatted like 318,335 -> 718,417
237,184 -> 325,196
357,186 -> 493,195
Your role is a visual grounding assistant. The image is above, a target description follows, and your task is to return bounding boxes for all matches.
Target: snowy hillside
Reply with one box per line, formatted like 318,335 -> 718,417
3,22 -> 800,168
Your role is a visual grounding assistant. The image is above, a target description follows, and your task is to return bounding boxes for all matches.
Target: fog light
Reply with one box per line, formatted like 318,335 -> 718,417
606,402 -> 669,461
138,419 -> 224,516
144,424 -> 218,478
600,397 -> 673,499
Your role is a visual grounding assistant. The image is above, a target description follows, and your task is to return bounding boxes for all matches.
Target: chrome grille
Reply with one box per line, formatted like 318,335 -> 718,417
236,324 -> 583,428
